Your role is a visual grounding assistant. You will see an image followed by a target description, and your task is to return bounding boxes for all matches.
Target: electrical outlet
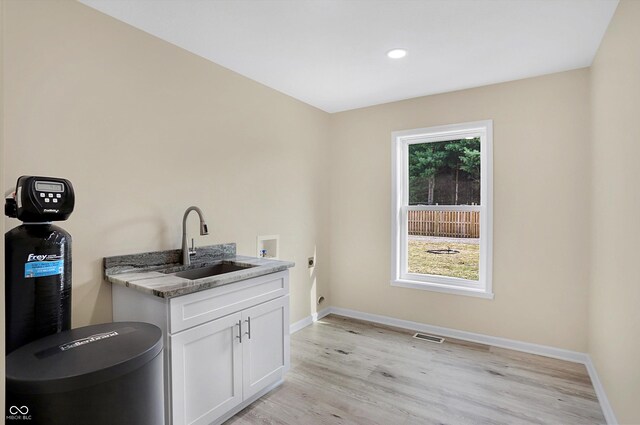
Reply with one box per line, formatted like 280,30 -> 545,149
308,257 -> 315,268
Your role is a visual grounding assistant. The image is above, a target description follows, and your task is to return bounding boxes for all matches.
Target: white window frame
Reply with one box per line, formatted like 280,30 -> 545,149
391,120 -> 493,299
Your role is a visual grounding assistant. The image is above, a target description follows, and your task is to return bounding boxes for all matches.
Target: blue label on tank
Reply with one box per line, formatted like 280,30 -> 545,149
24,259 -> 64,278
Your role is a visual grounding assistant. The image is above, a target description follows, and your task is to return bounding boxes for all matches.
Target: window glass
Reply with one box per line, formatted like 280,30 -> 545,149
408,138 -> 480,206
406,213 -> 480,281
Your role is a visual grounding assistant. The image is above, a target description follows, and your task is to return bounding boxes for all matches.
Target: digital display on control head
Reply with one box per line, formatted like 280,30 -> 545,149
35,181 -> 64,192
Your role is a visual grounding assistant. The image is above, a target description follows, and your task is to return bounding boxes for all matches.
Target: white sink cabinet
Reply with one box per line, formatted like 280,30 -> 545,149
112,270 -> 290,425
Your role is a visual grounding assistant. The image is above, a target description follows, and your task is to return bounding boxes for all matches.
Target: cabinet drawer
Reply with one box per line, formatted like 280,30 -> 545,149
169,271 -> 288,334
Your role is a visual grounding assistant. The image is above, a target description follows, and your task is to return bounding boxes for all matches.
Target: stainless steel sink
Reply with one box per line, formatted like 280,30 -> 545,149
168,262 -> 255,281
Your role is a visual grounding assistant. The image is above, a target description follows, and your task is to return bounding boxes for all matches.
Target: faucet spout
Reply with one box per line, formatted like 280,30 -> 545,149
182,206 -> 209,266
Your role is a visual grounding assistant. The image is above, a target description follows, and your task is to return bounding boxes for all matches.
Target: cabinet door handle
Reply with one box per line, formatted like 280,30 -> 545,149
236,319 -> 242,343
245,317 -> 251,339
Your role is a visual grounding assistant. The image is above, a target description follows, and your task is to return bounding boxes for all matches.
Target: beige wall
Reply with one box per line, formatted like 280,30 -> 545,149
3,0 -> 639,422
589,1 -> 640,423
329,69 -> 592,352
3,0 -> 331,332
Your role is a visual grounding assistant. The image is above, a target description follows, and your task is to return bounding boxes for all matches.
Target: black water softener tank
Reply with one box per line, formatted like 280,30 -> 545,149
6,321 -> 164,425
4,175 -> 75,354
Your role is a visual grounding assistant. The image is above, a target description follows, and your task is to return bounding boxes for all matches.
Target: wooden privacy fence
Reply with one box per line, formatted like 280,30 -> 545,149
408,210 -> 480,238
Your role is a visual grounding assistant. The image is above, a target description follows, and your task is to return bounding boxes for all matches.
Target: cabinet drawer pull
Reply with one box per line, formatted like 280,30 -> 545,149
245,317 -> 251,339
236,320 -> 242,343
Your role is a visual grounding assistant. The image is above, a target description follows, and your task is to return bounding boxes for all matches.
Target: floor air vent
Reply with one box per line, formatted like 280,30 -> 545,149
413,333 -> 445,343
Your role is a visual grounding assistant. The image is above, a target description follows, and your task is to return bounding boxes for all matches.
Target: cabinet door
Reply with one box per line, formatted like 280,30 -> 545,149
242,296 -> 290,400
171,312 -> 243,425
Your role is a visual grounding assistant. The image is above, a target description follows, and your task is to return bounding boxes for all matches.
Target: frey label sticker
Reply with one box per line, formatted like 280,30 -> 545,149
24,253 -> 64,278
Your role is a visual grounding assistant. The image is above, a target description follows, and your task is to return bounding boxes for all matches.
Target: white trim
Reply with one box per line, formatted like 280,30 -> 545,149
289,307 -> 332,334
585,356 -> 618,425
406,205 -> 481,212
329,307 -> 587,362
393,122 -> 488,141
289,315 -> 313,334
391,279 -> 494,299
314,307 -> 332,322
391,120 -> 493,297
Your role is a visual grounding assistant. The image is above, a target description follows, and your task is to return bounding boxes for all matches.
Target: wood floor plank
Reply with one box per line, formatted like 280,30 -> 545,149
227,315 -> 605,425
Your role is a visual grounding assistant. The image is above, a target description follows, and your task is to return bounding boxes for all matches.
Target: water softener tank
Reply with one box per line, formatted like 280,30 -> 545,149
6,322 -> 164,425
4,176 -> 75,354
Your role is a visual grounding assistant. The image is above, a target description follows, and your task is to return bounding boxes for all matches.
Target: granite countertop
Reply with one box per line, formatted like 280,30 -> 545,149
104,243 -> 294,299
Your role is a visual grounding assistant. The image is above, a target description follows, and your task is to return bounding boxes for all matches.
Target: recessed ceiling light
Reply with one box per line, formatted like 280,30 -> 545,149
387,48 -> 407,59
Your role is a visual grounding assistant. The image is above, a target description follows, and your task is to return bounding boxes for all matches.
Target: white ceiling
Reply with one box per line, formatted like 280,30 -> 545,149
79,0 -> 618,113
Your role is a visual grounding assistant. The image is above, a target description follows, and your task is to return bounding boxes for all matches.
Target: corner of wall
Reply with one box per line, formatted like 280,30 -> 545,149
587,1 -> 640,423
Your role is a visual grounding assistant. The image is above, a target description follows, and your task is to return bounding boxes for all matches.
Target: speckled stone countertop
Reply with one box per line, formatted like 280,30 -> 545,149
104,243 -> 294,299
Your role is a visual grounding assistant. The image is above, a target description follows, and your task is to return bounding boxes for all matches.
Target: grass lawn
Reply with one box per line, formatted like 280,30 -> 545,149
408,239 -> 479,280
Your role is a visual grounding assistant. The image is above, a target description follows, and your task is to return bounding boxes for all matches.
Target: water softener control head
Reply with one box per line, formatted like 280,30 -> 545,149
5,176 -> 75,222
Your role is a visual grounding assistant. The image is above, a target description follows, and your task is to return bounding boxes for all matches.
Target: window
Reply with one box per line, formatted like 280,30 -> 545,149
391,120 -> 493,298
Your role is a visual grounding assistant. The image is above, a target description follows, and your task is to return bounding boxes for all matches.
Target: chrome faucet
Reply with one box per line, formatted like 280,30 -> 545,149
182,206 -> 209,266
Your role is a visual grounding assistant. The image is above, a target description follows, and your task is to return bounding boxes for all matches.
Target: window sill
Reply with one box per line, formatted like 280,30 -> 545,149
391,279 -> 494,299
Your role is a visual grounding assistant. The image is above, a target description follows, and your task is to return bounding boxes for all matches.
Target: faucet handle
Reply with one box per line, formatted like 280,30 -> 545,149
189,238 -> 196,256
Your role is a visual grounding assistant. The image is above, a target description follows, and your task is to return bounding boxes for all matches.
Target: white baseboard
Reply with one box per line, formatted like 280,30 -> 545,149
289,315 -> 313,334
290,307 -> 332,334
330,307 -> 589,363
291,306 -> 614,424
314,307 -> 332,322
585,356 -> 618,425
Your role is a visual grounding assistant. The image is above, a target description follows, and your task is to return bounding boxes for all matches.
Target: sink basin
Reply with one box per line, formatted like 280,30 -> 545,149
170,262 -> 256,281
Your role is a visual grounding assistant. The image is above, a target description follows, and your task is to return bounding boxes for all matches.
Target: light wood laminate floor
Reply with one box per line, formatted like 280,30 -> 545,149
228,315 -> 605,425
